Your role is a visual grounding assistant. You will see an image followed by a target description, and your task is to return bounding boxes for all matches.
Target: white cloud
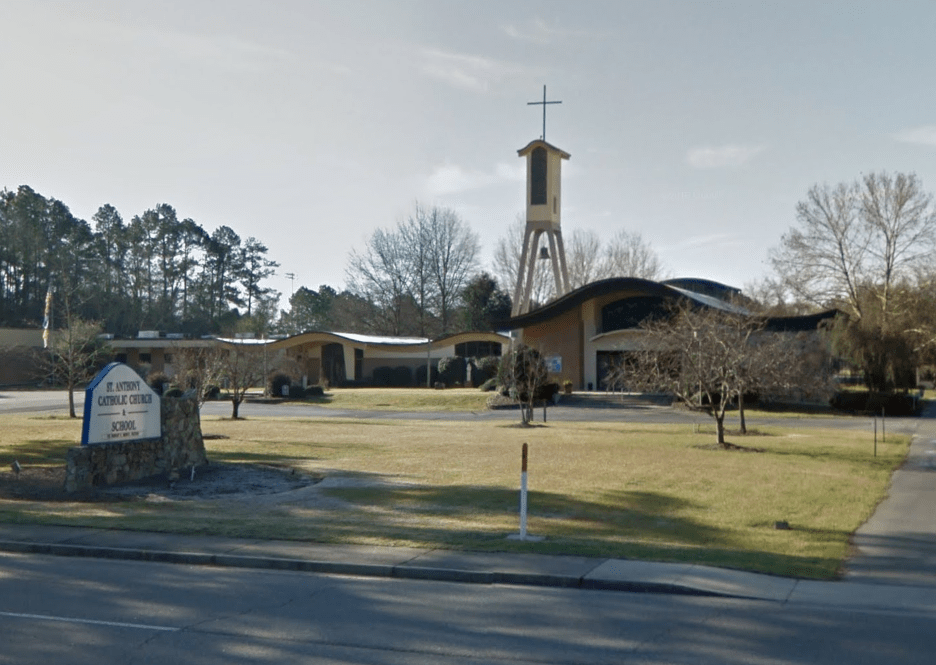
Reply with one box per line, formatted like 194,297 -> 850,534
419,48 -> 525,93
500,17 -> 592,44
426,162 -> 524,196
501,18 -> 562,44
893,125 -> 936,147
91,19 -> 296,75
685,144 -> 765,169
663,233 -> 744,252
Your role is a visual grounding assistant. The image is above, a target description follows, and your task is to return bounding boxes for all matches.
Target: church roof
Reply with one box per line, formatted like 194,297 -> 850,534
517,139 -> 571,159
505,276 -> 837,332
506,277 -> 725,328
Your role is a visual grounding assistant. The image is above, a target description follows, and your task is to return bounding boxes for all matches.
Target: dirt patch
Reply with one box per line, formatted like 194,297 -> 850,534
694,442 -> 766,452
0,462 -> 321,503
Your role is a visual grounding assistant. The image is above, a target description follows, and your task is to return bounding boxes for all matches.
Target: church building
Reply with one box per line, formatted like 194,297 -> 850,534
506,109 -> 836,391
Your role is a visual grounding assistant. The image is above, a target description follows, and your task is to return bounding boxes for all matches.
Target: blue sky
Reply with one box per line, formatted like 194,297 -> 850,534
3,1 -> 936,303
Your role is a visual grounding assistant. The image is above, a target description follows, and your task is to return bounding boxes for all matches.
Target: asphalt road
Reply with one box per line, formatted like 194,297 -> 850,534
0,389 -> 918,435
2,551 -> 934,665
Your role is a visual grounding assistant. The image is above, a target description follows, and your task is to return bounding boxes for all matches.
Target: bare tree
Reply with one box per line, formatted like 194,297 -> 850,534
170,346 -> 227,408
422,205 -> 479,334
45,318 -> 109,418
612,301 -> 834,445
492,216 -> 553,309
602,229 -> 666,280
770,181 -> 868,317
493,220 -> 667,309
618,303 -> 754,446
565,229 -> 604,289
742,276 -> 812,316
859,172 -> 936,324
772,172 -> 936,322
771,172 -> 936,390
216,342 -> 267,419
346,227 -> 412,335
347,204 -> 478,336
497,343 -> 549,425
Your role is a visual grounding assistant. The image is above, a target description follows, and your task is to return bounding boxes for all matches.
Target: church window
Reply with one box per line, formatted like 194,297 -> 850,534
600,297 -> 668,332
531,147 -> 547,205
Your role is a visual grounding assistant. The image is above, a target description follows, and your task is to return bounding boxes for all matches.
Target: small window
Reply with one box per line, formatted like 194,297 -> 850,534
139,353 -> 152,363
531,147 -> 547,205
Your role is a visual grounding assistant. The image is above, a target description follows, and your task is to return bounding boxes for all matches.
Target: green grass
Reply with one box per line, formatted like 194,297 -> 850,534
0,410 -> 912,579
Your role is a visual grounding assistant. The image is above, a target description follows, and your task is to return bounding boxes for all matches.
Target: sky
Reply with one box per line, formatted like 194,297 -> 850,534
3,1 -> 936,307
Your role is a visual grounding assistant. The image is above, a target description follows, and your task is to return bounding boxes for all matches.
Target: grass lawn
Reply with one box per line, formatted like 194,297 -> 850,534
0,410 -> 910,580
285,387 -> 493,411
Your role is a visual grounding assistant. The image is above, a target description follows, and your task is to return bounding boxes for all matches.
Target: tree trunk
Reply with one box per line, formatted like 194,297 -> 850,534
715,414 -> 728,448
68,386 -> 77,419
738,392 -> 747,435
231,398 -> 240,420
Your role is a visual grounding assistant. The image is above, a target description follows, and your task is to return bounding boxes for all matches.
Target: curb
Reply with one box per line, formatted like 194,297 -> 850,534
0,539 -> 738,598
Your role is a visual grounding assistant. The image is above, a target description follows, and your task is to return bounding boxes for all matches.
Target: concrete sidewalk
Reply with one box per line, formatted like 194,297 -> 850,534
1,523 -> 934,615
844,403 -> 936,587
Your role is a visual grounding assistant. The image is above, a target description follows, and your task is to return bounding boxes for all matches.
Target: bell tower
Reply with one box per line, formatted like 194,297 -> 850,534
512,85 -> 570,317
512,139 -> 571,316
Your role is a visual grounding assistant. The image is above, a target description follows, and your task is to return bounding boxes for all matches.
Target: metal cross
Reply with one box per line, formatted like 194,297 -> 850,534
527,85 -> 562,141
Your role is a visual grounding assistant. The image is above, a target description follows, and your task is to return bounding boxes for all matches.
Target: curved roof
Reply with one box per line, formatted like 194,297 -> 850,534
506,277 -> 745,328
764,309 -> 839,331
268,330 -> 508,352
506,277 -> 837,333
661,277 -> 742,300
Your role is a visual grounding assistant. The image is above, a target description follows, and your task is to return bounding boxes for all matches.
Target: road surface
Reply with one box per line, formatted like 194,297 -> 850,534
2,551 -> 934,665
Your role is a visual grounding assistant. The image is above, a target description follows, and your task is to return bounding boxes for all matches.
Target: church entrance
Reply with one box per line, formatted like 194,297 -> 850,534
596,351 -> 632,391
322,343 -> 346,386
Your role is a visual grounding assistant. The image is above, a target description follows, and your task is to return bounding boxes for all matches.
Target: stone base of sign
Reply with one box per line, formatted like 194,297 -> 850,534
65,395 -> 206,493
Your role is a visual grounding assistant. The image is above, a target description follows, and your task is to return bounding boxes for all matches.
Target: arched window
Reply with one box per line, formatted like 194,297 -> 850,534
531,147 -> 547,205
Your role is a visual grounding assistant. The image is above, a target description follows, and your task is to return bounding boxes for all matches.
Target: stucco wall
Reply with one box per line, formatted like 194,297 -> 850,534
520,306 -> 583,388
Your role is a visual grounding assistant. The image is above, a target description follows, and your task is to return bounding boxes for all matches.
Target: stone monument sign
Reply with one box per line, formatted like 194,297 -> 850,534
81,362 -> 161,446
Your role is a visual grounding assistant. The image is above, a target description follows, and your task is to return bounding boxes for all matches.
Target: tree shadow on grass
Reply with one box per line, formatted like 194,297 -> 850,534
0,439 -> 74,466
318,482 -> 843,578
327,484 -> 719,547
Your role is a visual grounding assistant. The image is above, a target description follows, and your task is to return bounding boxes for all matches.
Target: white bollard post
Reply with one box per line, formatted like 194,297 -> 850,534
508,442 -> 543,542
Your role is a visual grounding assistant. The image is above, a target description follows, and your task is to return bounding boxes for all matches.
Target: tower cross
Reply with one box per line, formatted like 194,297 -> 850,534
527,85 -> 561,141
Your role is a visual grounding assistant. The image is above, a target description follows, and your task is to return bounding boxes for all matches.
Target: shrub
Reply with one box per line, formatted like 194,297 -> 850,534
437,356 -> 466,386
203,384 -> 221,401
372,366 -> 393,387
391,366 -> 413,387
305,385 -> 325,397
163,387 -> 184,398
287,384 -> 306,398
479,377 -> 498,392
269,372 -> 291,397
475,355 -> 501,382
147,371 -> 171,395
831,390 -> 922,416
415,364 -> 438,387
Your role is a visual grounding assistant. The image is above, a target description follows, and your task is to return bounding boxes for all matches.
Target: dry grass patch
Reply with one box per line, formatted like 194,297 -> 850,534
295,387 -> 492,411
0,413 -> 910,579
